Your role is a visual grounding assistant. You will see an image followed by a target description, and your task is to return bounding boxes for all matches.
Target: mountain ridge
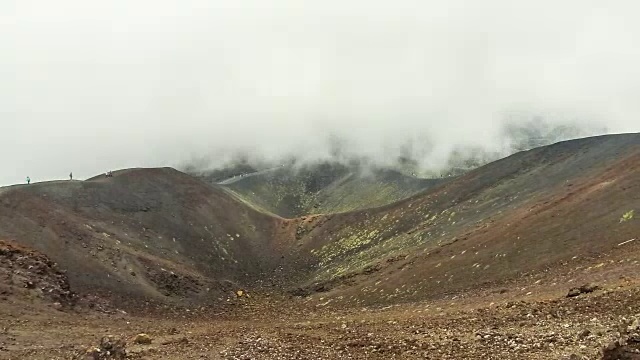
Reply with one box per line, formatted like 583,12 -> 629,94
0,133 -> 637,307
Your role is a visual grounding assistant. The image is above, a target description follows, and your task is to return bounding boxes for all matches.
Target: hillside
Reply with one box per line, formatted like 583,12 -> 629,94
201,162 -> 446,218
0,168 -> 286,307
283,133 -> 640,305
0,133 -> 639,359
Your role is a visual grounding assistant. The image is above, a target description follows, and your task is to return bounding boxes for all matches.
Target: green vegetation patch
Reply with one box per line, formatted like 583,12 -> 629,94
620,209 -> 635,223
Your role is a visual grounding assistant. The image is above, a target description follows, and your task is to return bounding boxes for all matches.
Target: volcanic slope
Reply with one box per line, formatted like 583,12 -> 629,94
204,162 -> 446,218
0,133 -> 638,311
279,133 -> 640,306
0,134 -> 639,360
0,168 -> 287,307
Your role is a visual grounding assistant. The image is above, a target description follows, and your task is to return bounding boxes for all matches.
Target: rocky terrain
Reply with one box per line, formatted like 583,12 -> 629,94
2,277 -> 640,359
0,133 -> 638,359
0,239 -> 76,309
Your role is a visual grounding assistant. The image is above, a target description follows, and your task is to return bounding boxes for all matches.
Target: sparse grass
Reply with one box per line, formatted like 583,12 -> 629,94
620,209 -> 634,223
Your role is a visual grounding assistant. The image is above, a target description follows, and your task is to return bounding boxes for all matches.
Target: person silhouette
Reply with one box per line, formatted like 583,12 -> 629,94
69,172 -> 73,180
26,176 -> 30,185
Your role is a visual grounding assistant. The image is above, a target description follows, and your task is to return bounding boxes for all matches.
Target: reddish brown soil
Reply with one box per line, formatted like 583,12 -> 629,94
1,266 -> 639,359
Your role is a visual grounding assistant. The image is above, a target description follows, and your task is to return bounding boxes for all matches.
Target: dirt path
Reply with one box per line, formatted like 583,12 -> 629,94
217,167 -> 281,185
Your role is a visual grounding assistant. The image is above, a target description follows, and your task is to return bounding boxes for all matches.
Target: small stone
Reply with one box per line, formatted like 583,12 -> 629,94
567,288 -> 581,297
567,283 -> 600,297
605,340 -> 620,351
83,347 -> 101,360
134,333 -> 152,345
577,329 -> 591,339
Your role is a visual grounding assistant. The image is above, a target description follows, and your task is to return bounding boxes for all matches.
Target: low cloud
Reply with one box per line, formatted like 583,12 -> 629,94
1,1 -> 638,184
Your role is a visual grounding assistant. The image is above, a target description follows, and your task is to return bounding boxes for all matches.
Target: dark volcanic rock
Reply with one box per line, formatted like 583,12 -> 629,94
567,284 -> 600,298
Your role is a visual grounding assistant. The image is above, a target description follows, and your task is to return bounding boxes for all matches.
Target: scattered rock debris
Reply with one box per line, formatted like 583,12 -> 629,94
81,336 -> 127,360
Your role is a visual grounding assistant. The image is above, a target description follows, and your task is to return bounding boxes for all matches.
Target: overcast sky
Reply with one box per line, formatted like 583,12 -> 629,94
2,1 -> 639,184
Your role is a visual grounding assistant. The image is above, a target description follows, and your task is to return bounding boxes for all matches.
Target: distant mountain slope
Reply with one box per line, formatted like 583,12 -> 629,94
202,163 -> 447,218
282,133 -> 640,305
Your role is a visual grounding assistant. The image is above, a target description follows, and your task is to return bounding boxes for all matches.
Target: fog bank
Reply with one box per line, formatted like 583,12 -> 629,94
2,1 -> 639,184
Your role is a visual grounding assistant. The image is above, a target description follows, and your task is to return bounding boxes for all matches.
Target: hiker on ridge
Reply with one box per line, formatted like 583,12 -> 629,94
69,172 -> 73,180
26,176 -> 30,185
